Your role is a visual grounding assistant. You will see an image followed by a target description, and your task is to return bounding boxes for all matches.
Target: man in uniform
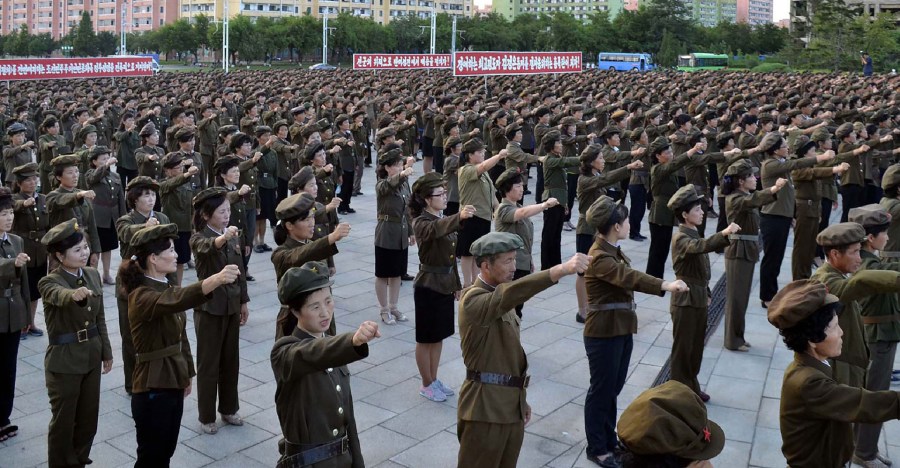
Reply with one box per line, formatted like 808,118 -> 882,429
457,232 -> 590,467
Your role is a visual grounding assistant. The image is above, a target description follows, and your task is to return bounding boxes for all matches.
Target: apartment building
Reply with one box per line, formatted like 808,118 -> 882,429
0,0 -> 178,40
179,0 -> 472,25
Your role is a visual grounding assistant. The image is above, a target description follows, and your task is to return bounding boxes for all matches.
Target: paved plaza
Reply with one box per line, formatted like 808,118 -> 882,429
3,168 -> 900,468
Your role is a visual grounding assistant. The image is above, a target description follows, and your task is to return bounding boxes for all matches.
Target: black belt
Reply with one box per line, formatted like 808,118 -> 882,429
377,215 -> 404,223
49,325 -> 99,345
466,370 -> 529,389
587,302 -> 636,312
278,436 -> 349,468
796,198 -> 817,206
419,264 -> 453,274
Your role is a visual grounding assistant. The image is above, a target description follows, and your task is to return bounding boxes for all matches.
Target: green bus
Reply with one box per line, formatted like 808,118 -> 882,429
676,53 -> 729,71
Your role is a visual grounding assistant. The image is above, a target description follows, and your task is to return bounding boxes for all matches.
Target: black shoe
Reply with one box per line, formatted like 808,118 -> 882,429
576,312 -> 585,324
629,234 -> 645,242
338,209 -> 348,215
253,245 -> 265,253
364,163 -> 372,168
698,390 -> 710,402
260,243 -> 272,252
523,189 -> 532,195
343,207 -> 356,214
353,191 -> 364,196
635,233 -> 647,240
246,275 -> 256,282
586,453 -> 621,468
401,274 -> 415,281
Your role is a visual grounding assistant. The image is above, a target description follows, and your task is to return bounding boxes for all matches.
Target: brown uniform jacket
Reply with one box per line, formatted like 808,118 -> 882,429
39,267 -> 111,374
46,187 -> 102,254
12,192 -> 49,267
458,270 -> 556,424
85,165 -> 126,229
374,173 -> 411,250
649,152 -> 694,226
129,278 -> 208,392
724,190 -> 777,262
135,145 -> 164,180
413,211 -> 462,295
576,167 -> 630,235
271,236 -> 337,279
3,144 -> 32,184
505,142 -> 538,174
760,156 -> 816,218
494,199 -> 534,272
0,234 -> 29,333
793,165 -> 836,220
584,239 -> 664,338
670,228 -> 729,308
271,330 -> 367,468
881,197 -> 900,256
190,226 -> 249,316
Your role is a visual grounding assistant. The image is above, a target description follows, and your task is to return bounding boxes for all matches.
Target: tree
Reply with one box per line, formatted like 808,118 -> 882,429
72,11 -> 98,56
656,29 -> 683,68
388,15 -> 427,53
283,15 -> 322,63
96,31 -> 118,56
582,12 -> 617,58
548,12 -> 583,52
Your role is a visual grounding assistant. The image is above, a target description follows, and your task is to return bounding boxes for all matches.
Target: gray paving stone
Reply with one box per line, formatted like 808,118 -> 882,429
357,425 -> 418,466
239,435 -> 281,466
705,404 -> 758,443
390,429 -> 459,467
380,399 -> 457,441
706,374 -> 765,412
182,423 -> 275,460
749,427 -> 788,468
525,402 -> 586,445
713,350 -> 771,381
527,379 -> 585,417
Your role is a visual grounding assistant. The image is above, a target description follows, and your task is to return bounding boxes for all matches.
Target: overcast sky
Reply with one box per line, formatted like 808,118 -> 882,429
473,0 -> 791,22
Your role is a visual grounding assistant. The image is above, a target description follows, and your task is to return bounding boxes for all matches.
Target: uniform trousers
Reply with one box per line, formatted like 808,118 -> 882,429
584,334 -> 632,457
132,389 -> 184,468
533,165 -> 545,205
46,366 -> 100,468
118,168 -> 138,192
354,152 -> 366,194
540,204 -> 565,270
759,213 -> 792,302
856,341 -> 898,460
714,197 -> 728,253
40,169 -> 53,195
339,170 -> 354,211
457,419 -> 525,468
646,223 -> 673,279
243,207 -> 256,269
816,198 -> 834,259
564,173 -> 578,222
202,153 -> 215,188
840,184 -> 865,222
512,269 -> 529,318
0,330 -> 20,427
117,295 -> 135,394
698,198 -> 710,238
791,211 -> 820,281
194,310 -> 241,424
670,305 -> 707,394
724,257 -> 755,350
432,144 -> 444,175
277,177 -> 289,202
628,184 -> 647,237
866,183 -> 883,205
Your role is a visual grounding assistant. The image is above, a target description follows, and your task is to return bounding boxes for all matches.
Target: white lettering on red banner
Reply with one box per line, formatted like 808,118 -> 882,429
352,54 -> 452,70
453,52 -> 582,76
0,57 -> 155,81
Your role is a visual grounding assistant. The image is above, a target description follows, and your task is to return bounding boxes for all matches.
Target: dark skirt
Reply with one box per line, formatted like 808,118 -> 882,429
576,233 -> 595,254
96,226 -> 119,253
414,286 -> 455,343
257,187 -> 277,225
26,263 -> 47,301
445,201 -> 459,216
174,231 -> 191,264
456,216 -> 491,257
375,246 -> 408,278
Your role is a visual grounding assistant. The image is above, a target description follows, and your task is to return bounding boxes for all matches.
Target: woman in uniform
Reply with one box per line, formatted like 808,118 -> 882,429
374,144 -> 414,324
39,218 -> 112,468
540,130 -> 579,270
84,146 -> 126,285
457,138 -> 504,287
46,154 -> 100,268
190,187 -> 250,434
11,163 -> 48,340
134,122 -> 164,181
213,154 -> 252,272
113,111 -> 140,189
722,159 -> 786,352
442,136 -> 463,216
305,143 -> 343,274
408,172 -> 472,402
270,262 -> 380,468
160,152 -> 201,286
0,187 -> 30,442
120,223 -> 239,467
582,195 -> 687,468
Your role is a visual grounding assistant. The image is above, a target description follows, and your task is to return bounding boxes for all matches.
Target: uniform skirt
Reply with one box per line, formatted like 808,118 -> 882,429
374,246 -> 408,278
257,187 -> 277,225
96,226 -> 119,253
414,286 -> 454,343
456,217 -> 491,257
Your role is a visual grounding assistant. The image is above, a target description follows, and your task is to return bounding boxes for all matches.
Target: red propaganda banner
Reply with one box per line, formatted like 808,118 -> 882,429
0,57 -> 155,81
453,52 -> 582,77
352,54 -> 452,70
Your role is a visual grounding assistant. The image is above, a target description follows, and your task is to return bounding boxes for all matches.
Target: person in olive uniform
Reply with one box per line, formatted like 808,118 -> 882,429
190,187 -> 250,434
879,164 -> 900,264
270,262 -> 380,468
160,151 -> 201,286
457,232 -> 590,468
4,122 -> 35,188
0,187 -> 29,442
409,172 -> 473,402
373,144 -> 414,324
39,219 -> 112,468
667,184 -> 739,401
458,138 -> 504,286
47,154 -> 100,268
231,132 -> 263,279
252,125 -> 278,251
540,130 -> 579,269
723,160 -> 786,351
213,155 -> 253,278
119,223 -> 240,468
616,381 -> 725,468
272,191 -> 350,339
11,163 -> 49,338
135,122 -> 164,180
582,195 -> 688,467
769,280 -> 900,468
84,145 -> 126,285
38,116 -> 67,193
115,176 -> 171,395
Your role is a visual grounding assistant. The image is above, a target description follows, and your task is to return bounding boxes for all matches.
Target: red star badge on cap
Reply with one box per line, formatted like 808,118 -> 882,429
703,427 -> 711,443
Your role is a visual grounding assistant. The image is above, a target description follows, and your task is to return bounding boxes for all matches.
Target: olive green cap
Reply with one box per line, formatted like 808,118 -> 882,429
316,119 -> 330,131
494,167 -> 523,189
667,184 -> 702,212
278,262 -> 333,305
139,122 -> 157,137
50,154 -> 81,168
214,155 -> 241,174
724,159 -> 758,177
757,132 -> 782,153
767,280 -> 840,330
376,127 -> 397,141
610,109 -> 627,121
649,136 -> 671,156
882,164 -> 900,189
585,195 -> 617,229
504,122 -> 522,138
276,192 -> 316,221
334,114 -> 350,126
289,166 -> 315,193
810,127 -> 831,143
469,232 -> 524,256
715,131 -> 735,145
444,136 -> 462,153
849,203 -> 891,228
411,172 -> 445,196
12,162 -> 39,179
89,145 -> 111,160
254,125 -> 273,137
126,176 -> 160,192
41,218 -> 81,246
229,132 -> 253,151
835,122 -> 855,139
162,152 -> 185,169
192,186 -> 227,208
377,145 -> 404,166
76,125 -> 97,141
300,124 -> 319,138
131,223 -> 178,250
617,380 -> 725,460
601,125 -> 621,139
578,144 -> 603,165
816,222 -> 867,247
174,126 -> 195,141
462,138 -> 485,154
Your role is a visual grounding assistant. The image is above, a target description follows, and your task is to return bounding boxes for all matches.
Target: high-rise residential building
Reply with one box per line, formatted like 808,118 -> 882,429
490,0 -> 625,21
180,0 -> 472,25
0,0 -> 178,40
791,0 -> 899,45
683,0 -> 738,26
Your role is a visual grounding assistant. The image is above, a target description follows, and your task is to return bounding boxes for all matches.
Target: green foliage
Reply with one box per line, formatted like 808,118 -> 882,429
96,31 -> 118,56
751,62 -> 791,72
72,11 -> 97,56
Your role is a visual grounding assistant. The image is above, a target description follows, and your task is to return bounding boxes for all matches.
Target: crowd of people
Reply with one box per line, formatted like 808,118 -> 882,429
0,67 -> 899,468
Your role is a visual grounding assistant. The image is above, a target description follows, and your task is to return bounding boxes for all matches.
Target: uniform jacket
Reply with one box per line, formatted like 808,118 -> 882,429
670,228 -> 729,308
46,187 -> 101,254
191,226 -> 249,316
374,173 -> 411,250
576,167 -> 630,235
458,164 -> 497,222
0,234 -> 30,333
505,142 -> 538,175
724,189 -> 777,262
649,152 -> 694,226
494,199 -> 534,272
760,156 -> 816,218
135,145 -> 164,180
85,165 -> 126,229
541,154 -> 579,202
113,129 -> 139,171
271,236 -> 337,279
858,249 -> 900,343
12,192 -> 49,267
413,211 -> 462,295
160,173 -> 195,232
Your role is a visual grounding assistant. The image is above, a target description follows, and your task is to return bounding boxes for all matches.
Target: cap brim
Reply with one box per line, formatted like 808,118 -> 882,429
691,420 -> 726,461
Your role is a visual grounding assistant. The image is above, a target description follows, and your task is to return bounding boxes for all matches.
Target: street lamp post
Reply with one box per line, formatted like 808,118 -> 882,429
223,0 -> 230,72
120,0 -> 127,55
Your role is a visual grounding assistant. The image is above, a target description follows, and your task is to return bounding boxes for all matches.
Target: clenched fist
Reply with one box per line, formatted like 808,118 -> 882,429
352,321 -> 381,346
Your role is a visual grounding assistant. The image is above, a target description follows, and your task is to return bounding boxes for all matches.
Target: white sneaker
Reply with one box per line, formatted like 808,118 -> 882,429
419,382 -> 447,402
433,379 -> 454,396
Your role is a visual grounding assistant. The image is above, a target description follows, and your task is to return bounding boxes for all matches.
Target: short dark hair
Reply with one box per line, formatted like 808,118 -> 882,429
674,200 -> 702,224
598,204 -> 629,236
497,172 -> 524,195
864,224 -> 890,240
780,303 -> 840,353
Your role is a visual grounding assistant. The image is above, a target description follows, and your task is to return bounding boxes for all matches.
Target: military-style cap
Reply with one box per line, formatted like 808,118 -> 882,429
290,105 -> 307,115
41,116 -> 59,129
76,125 -> 97,141
559,116 -> 578,127
796,139 -> 817,157
50,154 -> 80,168
278,262 -> 333,305
758,114 -> 774,124
192,186 -> 228,208
610,109 -> 628,121
618,380 -> 724,460
835,122 -> 855,139
174,126 -> 195,141
214,155 -> 241,174
667,184 -> 702,212
757,132 -> 782,153
229,132 -> 253,151
316,119 -> 330,131
162,152 -> 185,169
849,204 -> 891,228
41,218 -> 81,246
469,232 -> 524,256
375,127 -> 396,141
272,120 -> 289,132
649,136 -> 671,156
444,136 -> 462,153
767,280 -> 840,330
579,144 -> 602,164
218,125 -> 239,137
871,110 -> 890,123
715,131 -> 735,146
412,172 -> 445,196
462,138 -> 485,154
629,127 -> 645,141
131,223 -> 179,250
139,122 -> 157,137
600,126 -> 621,140
254,125 -> 273,137
169,106 -> 185,120
350,109 -> 366,119
816,222 -> 867,247
882,164 -> 900,189
12,162 -> 38,179
377,146 -> 404,166
89,145 -> 111,160
504,122 -> 522,138
6,122 -> 26,135
542,130 -> 561,146
300,124 -> 319,138
126,176 -> 159,192
334,114 -> 350,126
289,166 -> 315,192
585,195 -> 617,228
810,127 -> 831,143
724,159 -> 758,177
276,192 -> 317,221
495,167 -> 523,189
853,122 -> 865,133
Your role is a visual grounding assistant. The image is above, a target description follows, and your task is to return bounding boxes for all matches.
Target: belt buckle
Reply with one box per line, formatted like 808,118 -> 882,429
522,375 -> 531,388
341,436 -> 349,454
77,328 -> 88,343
